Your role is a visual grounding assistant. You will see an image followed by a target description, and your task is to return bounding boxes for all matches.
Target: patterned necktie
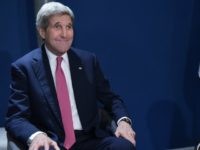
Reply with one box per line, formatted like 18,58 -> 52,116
55,56 -> 76,149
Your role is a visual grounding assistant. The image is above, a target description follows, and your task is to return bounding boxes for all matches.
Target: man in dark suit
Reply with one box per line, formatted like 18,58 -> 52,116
6,2 -> 136,150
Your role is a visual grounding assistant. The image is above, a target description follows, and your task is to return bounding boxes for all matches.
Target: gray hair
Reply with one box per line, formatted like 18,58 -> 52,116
36,2 -> 74,29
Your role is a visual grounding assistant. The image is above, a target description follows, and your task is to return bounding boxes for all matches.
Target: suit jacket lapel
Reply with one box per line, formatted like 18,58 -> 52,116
31,45 -> 63,128
68,49 -> 89,128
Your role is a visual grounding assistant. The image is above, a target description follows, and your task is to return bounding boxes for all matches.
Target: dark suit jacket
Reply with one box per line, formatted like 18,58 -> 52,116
5,45 -> 130,148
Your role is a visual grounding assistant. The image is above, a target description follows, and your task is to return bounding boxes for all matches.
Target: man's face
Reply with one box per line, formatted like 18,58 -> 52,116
39,14 -> 74,56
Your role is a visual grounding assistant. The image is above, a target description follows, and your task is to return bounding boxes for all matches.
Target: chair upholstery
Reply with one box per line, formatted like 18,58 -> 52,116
0,127 -> 7,150
167,146 -> 195,150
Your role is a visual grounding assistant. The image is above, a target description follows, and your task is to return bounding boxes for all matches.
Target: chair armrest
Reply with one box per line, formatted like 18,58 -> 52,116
99,108 -> 117,133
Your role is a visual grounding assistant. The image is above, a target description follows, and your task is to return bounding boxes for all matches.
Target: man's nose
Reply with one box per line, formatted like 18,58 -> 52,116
61,28 -> 67,37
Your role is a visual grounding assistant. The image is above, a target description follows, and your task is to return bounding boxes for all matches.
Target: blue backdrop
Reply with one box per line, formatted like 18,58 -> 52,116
0,0 -> 200,149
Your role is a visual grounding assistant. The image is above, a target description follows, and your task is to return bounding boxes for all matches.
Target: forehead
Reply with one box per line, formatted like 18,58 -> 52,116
48,14 -> 72,24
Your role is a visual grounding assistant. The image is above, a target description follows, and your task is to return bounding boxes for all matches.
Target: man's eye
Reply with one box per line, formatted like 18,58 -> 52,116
54,24 -> 62,29
66,25 -> 72,30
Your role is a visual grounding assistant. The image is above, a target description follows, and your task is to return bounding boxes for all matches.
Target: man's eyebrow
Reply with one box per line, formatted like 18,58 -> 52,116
54,22 -> 61,25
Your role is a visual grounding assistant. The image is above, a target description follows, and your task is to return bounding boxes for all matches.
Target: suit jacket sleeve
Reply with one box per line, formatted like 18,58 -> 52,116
6,63 -> 40,145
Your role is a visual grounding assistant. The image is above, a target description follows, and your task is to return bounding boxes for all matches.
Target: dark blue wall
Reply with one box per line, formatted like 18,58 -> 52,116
0,0 -> 37,126
1,0 -> 200,150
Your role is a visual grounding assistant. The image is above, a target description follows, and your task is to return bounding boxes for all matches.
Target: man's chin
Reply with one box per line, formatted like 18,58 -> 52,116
57,46 -> 71,52
56,50 -> 68,56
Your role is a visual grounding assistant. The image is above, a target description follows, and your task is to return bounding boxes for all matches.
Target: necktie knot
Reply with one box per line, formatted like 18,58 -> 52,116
56,56 -> 63,68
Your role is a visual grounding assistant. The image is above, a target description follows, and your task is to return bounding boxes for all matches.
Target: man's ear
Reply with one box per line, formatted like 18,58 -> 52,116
38,27 -> 45,39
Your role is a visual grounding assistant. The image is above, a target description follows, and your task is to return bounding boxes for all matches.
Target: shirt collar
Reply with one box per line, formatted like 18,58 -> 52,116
45,45 -> 69,64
